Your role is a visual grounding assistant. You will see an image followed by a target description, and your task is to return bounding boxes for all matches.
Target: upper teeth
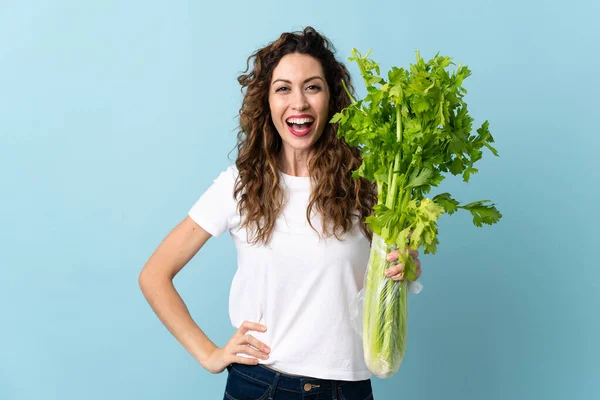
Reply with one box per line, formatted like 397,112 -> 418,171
287,117 -> 314,124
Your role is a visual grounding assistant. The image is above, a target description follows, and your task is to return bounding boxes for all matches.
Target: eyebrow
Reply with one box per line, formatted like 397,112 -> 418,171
271,76 -> 324,86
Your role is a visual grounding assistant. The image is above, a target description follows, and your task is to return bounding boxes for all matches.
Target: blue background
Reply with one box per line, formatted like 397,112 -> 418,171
1,0 -> 598,399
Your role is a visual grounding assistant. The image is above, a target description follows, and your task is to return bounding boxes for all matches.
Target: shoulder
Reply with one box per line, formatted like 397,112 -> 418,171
224,164 -> 239,178
226,164 -> 239,179
212,164 -> 241,200
212,164 -> 239,185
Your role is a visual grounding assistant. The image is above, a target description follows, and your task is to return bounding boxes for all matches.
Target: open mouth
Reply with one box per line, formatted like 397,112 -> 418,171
286,117 -> 315,137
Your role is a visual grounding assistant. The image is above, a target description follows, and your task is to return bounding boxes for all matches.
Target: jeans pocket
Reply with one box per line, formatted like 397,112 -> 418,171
337,379 -> 374,400
224,366 -> 271,400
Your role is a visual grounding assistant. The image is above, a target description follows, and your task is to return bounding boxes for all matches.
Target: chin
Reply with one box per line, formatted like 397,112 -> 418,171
288,132 -> 320,148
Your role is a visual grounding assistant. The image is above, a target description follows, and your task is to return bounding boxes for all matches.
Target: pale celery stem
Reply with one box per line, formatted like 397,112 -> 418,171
341,79 -> 356,104
385,165 -> 393,207
363,246 -> 376,358
378,103 -> 406,370
366,238 -> 387,366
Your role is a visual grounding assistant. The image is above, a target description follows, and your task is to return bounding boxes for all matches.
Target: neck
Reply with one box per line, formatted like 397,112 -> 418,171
277,150 -> 312,177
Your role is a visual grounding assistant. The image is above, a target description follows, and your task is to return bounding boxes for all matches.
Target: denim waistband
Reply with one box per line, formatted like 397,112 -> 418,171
227,363 -> 351,395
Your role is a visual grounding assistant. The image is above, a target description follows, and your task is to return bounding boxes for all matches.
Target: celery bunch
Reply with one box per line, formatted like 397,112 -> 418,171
331,49 -> 502,378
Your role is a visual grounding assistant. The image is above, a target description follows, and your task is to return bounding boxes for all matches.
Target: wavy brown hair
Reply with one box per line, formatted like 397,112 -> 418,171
233,26 -> 377,245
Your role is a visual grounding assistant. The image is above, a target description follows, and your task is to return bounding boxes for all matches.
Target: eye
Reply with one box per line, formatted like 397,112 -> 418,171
275,87 -> 289,92
307,85 -> 321,91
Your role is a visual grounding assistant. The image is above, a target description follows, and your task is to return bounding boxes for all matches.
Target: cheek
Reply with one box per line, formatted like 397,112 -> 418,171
269,100 -> 285,122
319,94 -> 330,116
320,102 -> 330,123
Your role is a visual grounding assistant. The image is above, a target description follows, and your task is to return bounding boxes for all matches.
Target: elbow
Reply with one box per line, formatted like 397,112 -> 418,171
138,265 -> 156,293
138,269 -> 151,294
138,265 -> 172,293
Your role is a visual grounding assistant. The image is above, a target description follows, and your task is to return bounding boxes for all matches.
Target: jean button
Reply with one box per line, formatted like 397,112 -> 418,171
303,383 -> 312,391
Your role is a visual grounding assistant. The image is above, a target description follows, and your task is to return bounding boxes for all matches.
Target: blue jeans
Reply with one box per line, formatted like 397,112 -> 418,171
223,363 -> 374,400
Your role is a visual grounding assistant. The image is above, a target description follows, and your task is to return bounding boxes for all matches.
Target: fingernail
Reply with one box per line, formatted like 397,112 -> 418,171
264,347 -> 270,353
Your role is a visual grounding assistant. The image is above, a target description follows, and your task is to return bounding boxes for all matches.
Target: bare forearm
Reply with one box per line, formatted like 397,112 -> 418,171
139,275 -> 217,368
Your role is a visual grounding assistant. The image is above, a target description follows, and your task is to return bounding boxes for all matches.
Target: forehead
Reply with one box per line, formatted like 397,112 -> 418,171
271,53 -> 325,80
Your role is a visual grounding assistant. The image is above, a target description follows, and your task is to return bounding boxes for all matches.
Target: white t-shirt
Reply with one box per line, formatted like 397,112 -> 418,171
188,164 -> 373,380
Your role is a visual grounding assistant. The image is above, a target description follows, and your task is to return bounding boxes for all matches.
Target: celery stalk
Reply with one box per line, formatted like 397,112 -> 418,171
363,233 -> 408,378
333,48 -> 502,379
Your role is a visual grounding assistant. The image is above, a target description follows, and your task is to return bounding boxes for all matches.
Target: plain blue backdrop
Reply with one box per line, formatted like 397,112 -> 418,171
1,0 -> 598,399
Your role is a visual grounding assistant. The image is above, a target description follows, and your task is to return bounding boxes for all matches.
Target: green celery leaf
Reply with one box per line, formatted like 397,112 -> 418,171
406,167 -> 433,189
449,157 -> 464,175
432,193 -> 459,214
459,200 -> 503,227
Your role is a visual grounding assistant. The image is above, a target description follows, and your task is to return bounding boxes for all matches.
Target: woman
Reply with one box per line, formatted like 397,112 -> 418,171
139,26 -> 422,400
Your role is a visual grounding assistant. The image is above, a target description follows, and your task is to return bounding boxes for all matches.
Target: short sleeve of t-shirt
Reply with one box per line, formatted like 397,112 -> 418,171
188,165 -> 238,237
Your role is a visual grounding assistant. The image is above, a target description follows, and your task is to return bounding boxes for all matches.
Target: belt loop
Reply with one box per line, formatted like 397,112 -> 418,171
332,380 -> 338,400
268,371 -> 281,400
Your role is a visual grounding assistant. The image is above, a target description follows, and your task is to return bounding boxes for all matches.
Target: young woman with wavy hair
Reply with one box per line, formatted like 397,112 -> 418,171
139,26 -> 422,400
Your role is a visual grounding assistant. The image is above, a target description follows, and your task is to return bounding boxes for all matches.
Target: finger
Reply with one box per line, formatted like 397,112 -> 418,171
386,250 -> 400,262
415,258 -> 421,268
389,247 -> 418,261
235,344 -> 269,360
384,264 -> 403,277
416,266 -> 422,279
391,271 -> 405,281
388,248 -> 408,262
240,334 -> 271,354
238,320 -> 267,336
234,355 -> 261,365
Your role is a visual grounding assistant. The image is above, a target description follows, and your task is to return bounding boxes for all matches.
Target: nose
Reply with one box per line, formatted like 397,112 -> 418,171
292,90 -> 309,111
